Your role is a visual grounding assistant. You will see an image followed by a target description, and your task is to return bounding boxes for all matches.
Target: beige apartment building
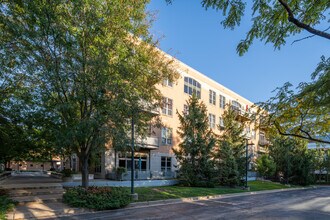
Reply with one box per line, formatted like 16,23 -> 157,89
6,53 -> 266,179
95,54 -> 267,180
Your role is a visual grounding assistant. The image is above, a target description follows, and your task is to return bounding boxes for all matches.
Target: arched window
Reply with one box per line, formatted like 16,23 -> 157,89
184,77 -> 201,98
232,100 -> 241,110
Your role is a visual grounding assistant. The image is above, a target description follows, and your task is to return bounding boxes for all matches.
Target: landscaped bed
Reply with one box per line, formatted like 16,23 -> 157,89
0,189 -> 17,220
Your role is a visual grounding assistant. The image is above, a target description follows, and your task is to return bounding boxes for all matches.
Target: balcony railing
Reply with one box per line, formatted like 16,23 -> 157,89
139,100 -> 160,116
258,139 -> 270,146
135,136 -> 159,149
231,106 -> 251,121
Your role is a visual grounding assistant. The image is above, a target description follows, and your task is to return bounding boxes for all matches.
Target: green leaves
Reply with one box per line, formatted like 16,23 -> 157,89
201,0 -> 330,55
257,56 -> 330,144
256,154 -> 276,178
268,136 -> 313,185
0,0 -> 178,187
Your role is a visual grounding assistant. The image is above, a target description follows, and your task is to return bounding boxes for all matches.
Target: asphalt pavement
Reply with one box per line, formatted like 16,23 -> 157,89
55,186 -> 330,220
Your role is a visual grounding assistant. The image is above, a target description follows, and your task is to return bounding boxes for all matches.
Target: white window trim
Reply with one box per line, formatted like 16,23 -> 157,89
162,97 -> 173,116
209,114 -> 216,129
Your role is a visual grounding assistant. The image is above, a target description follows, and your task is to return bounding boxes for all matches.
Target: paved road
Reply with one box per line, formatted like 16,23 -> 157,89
58,187 -> 330,220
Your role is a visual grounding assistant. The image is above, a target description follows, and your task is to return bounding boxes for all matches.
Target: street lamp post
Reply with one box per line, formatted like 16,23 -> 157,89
244,136 -> 253,191
245,138 -> 249,189
131,113 -> 135,195
130,109 -> 138,200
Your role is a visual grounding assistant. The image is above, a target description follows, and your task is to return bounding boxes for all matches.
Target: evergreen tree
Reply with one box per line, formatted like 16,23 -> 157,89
214,141 -> 239,186
269,135 -> 313,185
174,95 -> 216,187
214,105 -> 247,186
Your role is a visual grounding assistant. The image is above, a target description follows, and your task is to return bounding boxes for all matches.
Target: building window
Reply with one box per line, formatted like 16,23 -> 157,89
219,117 -> 224,129
220,95 -> 226,109
119,153 -> 148,171
209,90 -> 216,105
162,97 -> 173,116
183,104 -> 189,115
161,127 -> 172,145
163,78 -> 173,87
161,157 -> 172,172
232,100 -> 241,110
184,77 -> 201,98
209,114 -> 216,129
94,154 -> 102,173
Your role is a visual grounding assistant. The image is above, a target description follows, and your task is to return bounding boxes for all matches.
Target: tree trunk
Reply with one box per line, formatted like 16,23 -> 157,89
80,155 -> 89,188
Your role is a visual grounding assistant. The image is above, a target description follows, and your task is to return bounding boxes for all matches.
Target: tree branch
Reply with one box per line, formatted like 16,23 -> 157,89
292,27 -> 330,45
278,0 -> 330,40
274,121 -> 330,144
291,34 -> 315,45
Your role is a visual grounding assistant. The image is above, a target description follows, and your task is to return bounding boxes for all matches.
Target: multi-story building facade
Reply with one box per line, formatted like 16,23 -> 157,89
93,54 -> 267,180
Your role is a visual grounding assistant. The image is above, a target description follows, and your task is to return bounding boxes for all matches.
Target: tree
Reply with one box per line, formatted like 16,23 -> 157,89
256,154 -> 276,179
0,0 -> 177,187
214,105 -> 247,185
174,95 -> 216,187
268,135 -> 313,185
167,0 -> 330,144
214,141 -> 239,186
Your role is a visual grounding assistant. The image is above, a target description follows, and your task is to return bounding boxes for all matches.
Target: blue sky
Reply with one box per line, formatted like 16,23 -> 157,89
147,1 -> 330,103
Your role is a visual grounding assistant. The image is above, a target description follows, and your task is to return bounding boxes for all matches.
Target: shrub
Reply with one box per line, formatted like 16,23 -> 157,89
0,190 -> 17,220
61,169 -> 73,177
116,167 -> 127,180
63,186 -> 130,210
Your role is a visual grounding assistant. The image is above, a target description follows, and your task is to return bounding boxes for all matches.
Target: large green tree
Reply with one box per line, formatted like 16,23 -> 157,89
167,0 -> 330,144
214,141 -> 239,186
0,0 -> 177,187
214,105 -> 247,185
174,95 -> 216,187
269,135 -> 313,185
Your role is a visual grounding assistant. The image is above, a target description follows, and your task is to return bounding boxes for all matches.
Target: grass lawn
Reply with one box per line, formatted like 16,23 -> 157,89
134,180 -> 292,202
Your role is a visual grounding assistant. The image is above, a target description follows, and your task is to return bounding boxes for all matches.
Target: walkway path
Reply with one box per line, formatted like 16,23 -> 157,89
1,174 -> 178,219
1,175 -> 88,220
